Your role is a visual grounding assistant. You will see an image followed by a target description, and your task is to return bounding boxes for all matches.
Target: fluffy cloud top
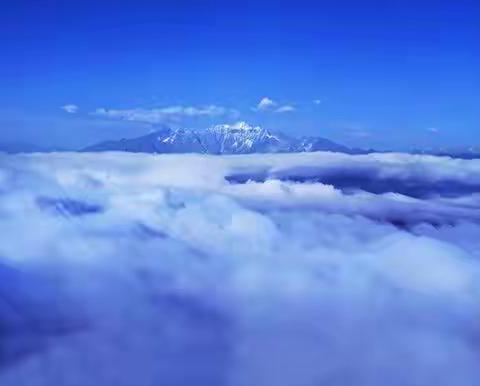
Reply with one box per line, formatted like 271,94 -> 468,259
61,104 -> 79,113
94,105 -> 237,124
1,151 -> 480,385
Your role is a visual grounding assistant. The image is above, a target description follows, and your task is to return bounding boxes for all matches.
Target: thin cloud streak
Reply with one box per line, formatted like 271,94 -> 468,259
93,105 -> 239,124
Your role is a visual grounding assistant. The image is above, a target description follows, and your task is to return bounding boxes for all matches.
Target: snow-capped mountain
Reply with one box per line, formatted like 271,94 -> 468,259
83,122 -> 354,154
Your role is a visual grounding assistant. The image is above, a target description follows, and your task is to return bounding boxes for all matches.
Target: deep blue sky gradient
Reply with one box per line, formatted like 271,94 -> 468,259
1,0 -> 479,150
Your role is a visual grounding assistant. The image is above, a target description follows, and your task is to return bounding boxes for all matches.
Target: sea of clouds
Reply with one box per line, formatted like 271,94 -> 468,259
1,151 -> 480,386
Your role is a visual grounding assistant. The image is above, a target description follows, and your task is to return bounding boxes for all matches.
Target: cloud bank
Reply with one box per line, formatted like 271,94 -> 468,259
1,151 -> 480,385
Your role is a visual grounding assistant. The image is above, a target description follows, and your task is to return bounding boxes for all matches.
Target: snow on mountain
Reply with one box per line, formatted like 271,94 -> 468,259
83,122 -> 353,154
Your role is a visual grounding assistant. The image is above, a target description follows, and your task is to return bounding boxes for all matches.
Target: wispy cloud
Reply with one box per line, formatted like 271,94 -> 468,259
256,97 -> 277,111
275,105 -> 296,113
93,105 -> 238,124
61,104 -> 79,114
313,99 -> 322,105
427,127 -> 440,134
255,97 -> 296,113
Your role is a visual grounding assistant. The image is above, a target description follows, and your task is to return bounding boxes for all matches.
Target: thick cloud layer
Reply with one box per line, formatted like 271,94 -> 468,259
1,151 -> 480,386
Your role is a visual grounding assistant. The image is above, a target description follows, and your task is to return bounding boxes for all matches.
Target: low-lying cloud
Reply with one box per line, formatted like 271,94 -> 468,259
1,151 -> 479,385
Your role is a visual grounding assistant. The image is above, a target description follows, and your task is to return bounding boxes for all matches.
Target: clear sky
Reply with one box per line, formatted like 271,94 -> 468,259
1,0 -> 479,150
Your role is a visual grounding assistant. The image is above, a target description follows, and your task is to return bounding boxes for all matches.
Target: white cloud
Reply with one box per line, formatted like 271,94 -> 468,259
256,98 -> 296,113
1,151 -> 480,385
313,99 -> 322,105
427,127 -> 440,134
93,105 -> 237,124
275,105 -> 296,113
256,97 -> 277,111
61,104 -> 79,114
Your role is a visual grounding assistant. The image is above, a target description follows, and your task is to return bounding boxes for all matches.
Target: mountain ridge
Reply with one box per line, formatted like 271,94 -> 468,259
83,122 -> 356,155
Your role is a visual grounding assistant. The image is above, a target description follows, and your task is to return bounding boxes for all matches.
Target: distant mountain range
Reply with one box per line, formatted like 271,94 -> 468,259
412,147 -> 480,160
2,123 -> 479,159
83,122 -> 358,155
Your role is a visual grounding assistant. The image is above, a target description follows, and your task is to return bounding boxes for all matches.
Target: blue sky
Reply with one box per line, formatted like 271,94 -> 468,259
1,0 -> 479,150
